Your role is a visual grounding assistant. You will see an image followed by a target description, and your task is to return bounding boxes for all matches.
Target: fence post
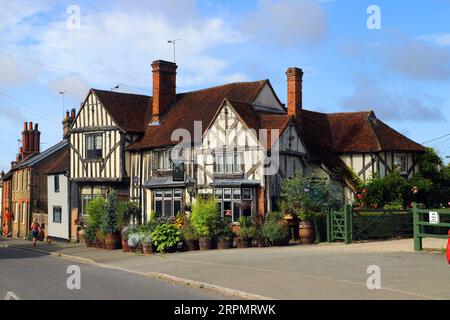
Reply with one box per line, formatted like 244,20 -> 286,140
344,204 -> 352,244
412,203 -> 422,252
327,208 -> 331,243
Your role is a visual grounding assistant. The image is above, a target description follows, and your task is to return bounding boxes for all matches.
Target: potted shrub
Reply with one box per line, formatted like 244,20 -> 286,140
236,216 -> 256,248
84,224 -> 96,247
281,174 -> 331,245
127,233 -> 141,253
191,197 -> 217,250
214,216 -> 233,249
150,223 -> 181,253
95,230 -> 106,249
102,191 -> 122,250
180,220 -> 199,251
261,212 -> 289,246
141,233 -> 153,255
121,225 -> 135,252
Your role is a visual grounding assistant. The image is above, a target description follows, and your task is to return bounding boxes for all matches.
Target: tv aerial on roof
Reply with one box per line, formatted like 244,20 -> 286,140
167,39 -> 181,63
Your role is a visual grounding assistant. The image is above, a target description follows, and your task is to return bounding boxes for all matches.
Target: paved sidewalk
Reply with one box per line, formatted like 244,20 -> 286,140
2,238 -> 449,300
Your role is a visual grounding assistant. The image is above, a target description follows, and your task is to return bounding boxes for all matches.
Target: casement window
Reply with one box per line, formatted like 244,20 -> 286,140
54,175 -> 60,193
154,189 -> 182,218
153,149 -> 173,171
53,206 -> 62,223
86,134 -> 103,160
215,188 -> 253,223
395,154 -> 408,175
82,195 -> 92,215
214,151 -> 242,174
21,203 -> 27,225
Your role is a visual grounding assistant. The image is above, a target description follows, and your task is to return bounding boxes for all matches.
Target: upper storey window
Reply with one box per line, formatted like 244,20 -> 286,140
86,134 -> 103,160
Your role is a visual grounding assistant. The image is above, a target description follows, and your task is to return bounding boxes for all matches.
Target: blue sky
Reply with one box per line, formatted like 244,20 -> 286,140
0,0 -> 449,171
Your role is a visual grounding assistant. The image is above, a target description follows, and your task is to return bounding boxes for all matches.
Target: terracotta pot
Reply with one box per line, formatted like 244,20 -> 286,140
142,244 -> 153,255
78,229 -> 85,244
299,221 -> 315,244
104,233 -> 122,250
130,246 -> 137,253
184,240 -> 199,251
236,238 -> 250,248
122,239 -> 130,252
199,239 -> 212,250
136,245 -> 143,254
96,239 -> 106,249
217,239 -> 232,249
85,238 -> 94,247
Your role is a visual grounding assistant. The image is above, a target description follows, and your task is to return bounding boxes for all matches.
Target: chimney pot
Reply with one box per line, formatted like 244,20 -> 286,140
286,67 -> 303,117
23,122 -> 27,131
29,122 -> 33,131
71,108 -> 76,118
34,123 -> 39,131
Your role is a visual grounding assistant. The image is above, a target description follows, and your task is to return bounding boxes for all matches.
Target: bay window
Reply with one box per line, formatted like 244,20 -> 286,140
154,189 -> 182,218
214,188 -> 253,222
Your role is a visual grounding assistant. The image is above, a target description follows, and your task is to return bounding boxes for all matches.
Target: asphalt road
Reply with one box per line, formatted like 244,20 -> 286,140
0,247 -> 224,300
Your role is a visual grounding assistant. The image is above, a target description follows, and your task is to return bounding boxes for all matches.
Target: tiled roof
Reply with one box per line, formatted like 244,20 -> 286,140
128,80 -> 269,150
15,140 -> 68,169
298,110 -> 424,155
92,89 -> 152,133
46,147 -> 69,175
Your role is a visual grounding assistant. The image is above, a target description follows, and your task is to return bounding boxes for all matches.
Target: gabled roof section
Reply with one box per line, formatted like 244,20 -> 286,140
128,80 -> 268,150
46,147 -> 69,175
298,110 -> 424,155
15,140 -> 68,169
91,89 -> 152,133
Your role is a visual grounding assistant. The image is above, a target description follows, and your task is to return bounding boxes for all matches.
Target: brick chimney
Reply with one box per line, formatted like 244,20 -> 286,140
20,121 -> 40,160
286,67 -> 304,117
151,60 -> 177,125
62,108 -> 76,138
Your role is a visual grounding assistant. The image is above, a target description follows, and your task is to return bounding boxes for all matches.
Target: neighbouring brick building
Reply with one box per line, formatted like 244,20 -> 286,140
9,122 -> 68,239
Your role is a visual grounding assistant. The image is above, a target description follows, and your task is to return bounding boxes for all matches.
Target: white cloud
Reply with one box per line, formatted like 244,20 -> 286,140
241,0 -> 328,47
417,33 -> 450,46
0,2 -> 246,93
342,73 -> 445,122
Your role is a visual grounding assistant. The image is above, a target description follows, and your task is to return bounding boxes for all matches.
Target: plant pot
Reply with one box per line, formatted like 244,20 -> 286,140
85,238 -> 94,247
105,233 -> 122,250
142,244 -> 153,255
236,238 -> 250,248
217,239 -> 232,249
122,239 -> 130,252
165,245 -> 178,253
130,246 -> 137,253
78,229 -> 85,244
199,239 -> 212,250
183,240 -> 199,251
299,221 -> 315,244
136,245 -> 143,254
96,239 -> 106,249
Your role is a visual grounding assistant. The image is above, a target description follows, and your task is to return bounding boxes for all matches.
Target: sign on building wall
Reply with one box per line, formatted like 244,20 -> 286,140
173,162 -> 185,182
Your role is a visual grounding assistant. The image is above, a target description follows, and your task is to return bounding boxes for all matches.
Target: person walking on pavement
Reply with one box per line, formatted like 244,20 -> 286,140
30,219 -> 41,247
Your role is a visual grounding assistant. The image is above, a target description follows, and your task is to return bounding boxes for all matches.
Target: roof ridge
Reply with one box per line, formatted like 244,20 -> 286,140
177,80 -> 267,96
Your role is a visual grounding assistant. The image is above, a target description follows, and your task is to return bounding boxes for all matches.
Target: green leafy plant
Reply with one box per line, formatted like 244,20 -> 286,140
179,215 -> 199,241
102,191 -> 120,234
261,219 -> 288,246
117,201 -> 142,228
84,224 -> 97,242
213,216 -> 233,241
191,196 -> 218,240
237,216 -> 256,240
86,197 -> 106,229
150,223 -> 181,253
281,173 -> 331,222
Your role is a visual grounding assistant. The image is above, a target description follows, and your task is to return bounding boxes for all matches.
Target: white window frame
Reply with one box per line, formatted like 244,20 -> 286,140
154,189 -> 182,218
214,151 -> 242,174
53,206 -> 62,224
21,203 -> 27,225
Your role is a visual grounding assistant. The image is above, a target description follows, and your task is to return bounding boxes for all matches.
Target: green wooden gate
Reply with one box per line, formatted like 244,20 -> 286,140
327,205 -> 352,244
412,203 -> 450,251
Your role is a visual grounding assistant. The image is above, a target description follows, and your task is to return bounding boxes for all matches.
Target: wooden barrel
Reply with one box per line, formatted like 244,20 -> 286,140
104,233 -> 121,250
299,222 -> 315,244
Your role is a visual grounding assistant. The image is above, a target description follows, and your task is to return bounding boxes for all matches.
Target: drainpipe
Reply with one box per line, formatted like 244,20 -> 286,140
139,151 -> 144,224
66,171 -> 72,241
